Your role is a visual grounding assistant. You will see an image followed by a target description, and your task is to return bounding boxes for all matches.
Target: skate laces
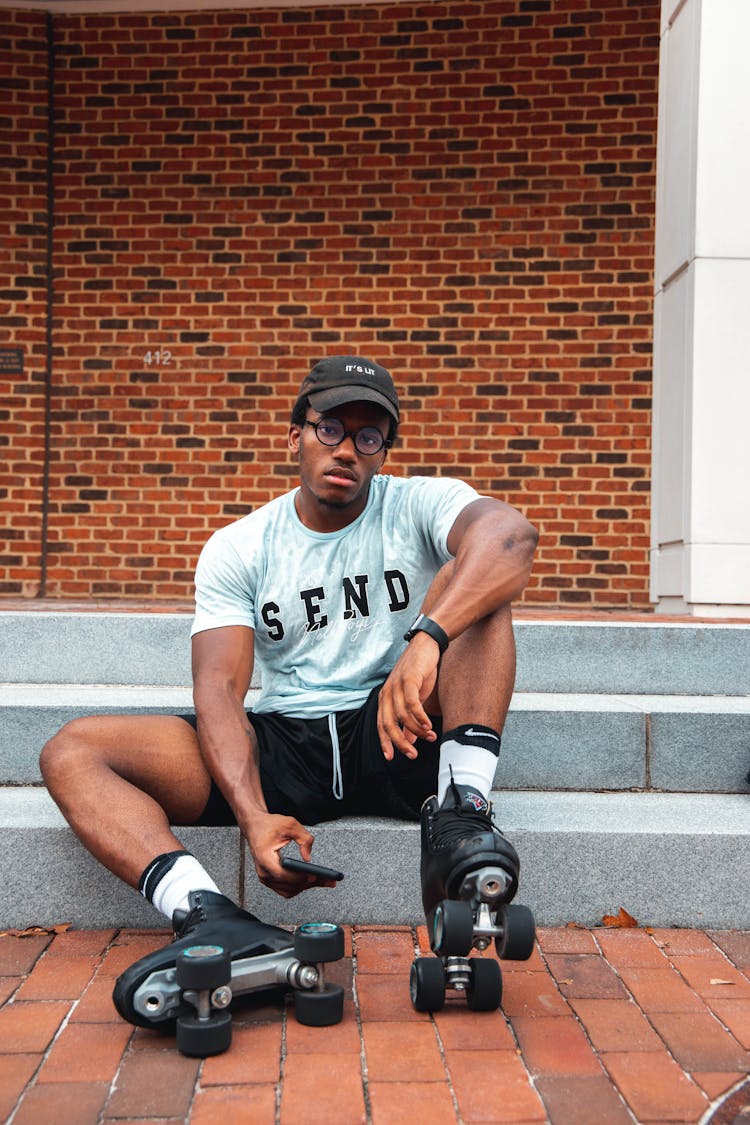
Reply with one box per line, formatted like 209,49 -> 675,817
430,779 -> 497,849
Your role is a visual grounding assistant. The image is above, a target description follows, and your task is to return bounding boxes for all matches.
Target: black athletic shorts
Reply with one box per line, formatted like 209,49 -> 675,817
179,684 -> 441,827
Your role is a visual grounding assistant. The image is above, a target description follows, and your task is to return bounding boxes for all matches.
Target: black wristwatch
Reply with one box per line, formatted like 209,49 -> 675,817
403,614 -> 449,655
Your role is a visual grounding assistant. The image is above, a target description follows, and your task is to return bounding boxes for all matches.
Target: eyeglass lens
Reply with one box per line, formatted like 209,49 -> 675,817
309,419 -> 385,455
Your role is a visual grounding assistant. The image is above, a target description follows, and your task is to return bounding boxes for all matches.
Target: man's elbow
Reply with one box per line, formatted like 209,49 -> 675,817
504,513 -> 538,561
523,516 -> 539,559
503,514 -> 538,594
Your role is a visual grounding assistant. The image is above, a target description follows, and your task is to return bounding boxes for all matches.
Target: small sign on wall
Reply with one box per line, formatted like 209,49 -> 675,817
0,348 -> 23,375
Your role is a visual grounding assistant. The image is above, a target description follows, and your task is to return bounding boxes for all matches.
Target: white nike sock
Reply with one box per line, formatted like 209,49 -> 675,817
149,855 -> 221,921
437,724 -> 502,805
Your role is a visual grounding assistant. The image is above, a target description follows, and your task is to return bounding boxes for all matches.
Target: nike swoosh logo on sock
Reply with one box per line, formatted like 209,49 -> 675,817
464,728 -> 500,740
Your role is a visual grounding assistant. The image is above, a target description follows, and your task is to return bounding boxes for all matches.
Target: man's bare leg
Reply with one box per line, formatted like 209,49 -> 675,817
434,602 -> 516,733
40,715 -> 305,1031
417,560 -> 516,798
40,714 -> 212,890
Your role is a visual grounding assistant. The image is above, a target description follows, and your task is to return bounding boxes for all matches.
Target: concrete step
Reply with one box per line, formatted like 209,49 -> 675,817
2,609 -> 747,933
2,787 -> 747,930
2,610 -> 749,694
3,684 -> 749,794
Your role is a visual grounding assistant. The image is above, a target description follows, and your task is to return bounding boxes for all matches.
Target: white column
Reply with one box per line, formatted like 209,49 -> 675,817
651,0 -> 750,617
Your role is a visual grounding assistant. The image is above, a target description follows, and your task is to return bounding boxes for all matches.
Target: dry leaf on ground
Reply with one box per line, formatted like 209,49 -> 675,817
601,907 -> 638,929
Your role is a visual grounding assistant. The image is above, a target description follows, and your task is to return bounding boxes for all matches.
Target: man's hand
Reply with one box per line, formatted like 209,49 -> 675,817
377,632 -> 441,761
245,812 -> 338,899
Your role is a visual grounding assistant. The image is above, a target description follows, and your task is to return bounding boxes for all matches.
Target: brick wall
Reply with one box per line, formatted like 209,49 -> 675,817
0,10 -> 50,596
1,0 -> 659,606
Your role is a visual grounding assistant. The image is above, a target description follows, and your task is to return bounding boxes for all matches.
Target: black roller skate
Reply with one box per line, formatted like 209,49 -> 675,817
113,890 -> 345,1057
410,781 -> 536,1014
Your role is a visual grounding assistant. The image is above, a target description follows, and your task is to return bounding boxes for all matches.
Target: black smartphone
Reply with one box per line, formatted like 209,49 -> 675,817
280,856 -> 344,881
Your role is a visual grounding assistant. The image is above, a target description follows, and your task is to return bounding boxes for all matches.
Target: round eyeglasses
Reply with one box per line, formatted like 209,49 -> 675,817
305,418 -> 390,456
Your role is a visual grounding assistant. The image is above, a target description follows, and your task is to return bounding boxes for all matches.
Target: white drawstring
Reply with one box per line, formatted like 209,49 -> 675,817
328,713 -> 344,801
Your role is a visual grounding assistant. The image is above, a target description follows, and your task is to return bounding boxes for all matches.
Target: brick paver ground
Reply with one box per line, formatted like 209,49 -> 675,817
1,923 -> 748,1124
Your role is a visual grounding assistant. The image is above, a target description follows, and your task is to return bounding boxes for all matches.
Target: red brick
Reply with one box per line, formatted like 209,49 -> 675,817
509,941 -> 547,974
513,1015 -> 603,1077
12,1081 -> 110,1125
651,929 -> 720,956
103,1119 -> 194,1125
648,1010 -> 749,1072
190,1085 -> 277,1124
708,998 -> 750,1050
415,925 -> 432,955
537,927 -> 598,955
354,930 -> 416,975
545,954 -> 628,999
445,1048 -> 547,1123
200,1021 -> 281,1086
594,928 -> 669,967
369,1081 -> 457,1125
363,1020 -> 445,1082
104,1045 -> 200,1118
501,968 -> 570,1019
535,1075 -> 633,1125
37,1019 -> 132,1084
435,1002 -> 518,1051
280,1052 -> 366,1125
708,931 -> 750,971
616,966 -> 706,1013
70,974 -> 122,1023
0,977 -> 19,1005
356,973 -> 425,1023
0,1054 -> 40,1122
602,1050 -> 709,1122
0,935 -> 51,976
569,997 -> 663,1053
0,1000 -> 71,1053
96,934 -> 169,979
285,997 -> 360,1055
230,996 -> 284,1028
16,954 -> 100,1001
669,956 -> 750,1001
46,930 -> 117,958
693,1071 -> 748,1100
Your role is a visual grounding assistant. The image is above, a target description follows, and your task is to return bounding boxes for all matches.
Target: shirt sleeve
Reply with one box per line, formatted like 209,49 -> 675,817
404,476 -> 480,561
190,527 -> 257,637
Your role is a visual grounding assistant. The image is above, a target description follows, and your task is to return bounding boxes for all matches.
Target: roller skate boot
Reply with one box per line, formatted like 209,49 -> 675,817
410,781 -> 536,1015
113,890 -> 345,1057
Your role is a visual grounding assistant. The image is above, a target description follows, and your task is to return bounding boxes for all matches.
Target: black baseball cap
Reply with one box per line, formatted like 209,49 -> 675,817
296,355 -> 399,422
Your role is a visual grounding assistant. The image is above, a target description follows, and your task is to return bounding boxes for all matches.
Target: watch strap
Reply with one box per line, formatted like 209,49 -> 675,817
403,614 -> 449,655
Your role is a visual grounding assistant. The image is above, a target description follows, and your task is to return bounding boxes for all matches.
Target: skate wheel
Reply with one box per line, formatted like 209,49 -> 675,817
494,904 -> 536,961
293,922 -> 345,963
431,899 -> 474,957
176,945 -> 232,990
176,1010 -> 232,1057
294,983 -> 345,1026
410,957 -> 446,1013
466,958 -> 502,1012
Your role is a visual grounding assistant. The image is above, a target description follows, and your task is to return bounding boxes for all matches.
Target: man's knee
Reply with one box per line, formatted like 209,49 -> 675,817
39,717 -> 102,786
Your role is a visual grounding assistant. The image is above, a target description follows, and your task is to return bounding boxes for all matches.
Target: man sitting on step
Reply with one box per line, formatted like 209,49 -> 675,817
39,355 -> 537,1017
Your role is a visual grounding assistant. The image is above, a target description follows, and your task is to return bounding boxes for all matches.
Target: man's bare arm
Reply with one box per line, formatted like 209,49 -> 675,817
432,497 -> 538,638
191,627 -> 334,897
377,498 -> 538,759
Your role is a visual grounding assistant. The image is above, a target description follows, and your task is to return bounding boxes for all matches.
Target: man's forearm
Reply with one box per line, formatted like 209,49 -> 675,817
193,682 -> 268,829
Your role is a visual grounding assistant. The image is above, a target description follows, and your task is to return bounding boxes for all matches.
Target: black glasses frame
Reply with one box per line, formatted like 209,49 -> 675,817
304,418 -> 391,456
